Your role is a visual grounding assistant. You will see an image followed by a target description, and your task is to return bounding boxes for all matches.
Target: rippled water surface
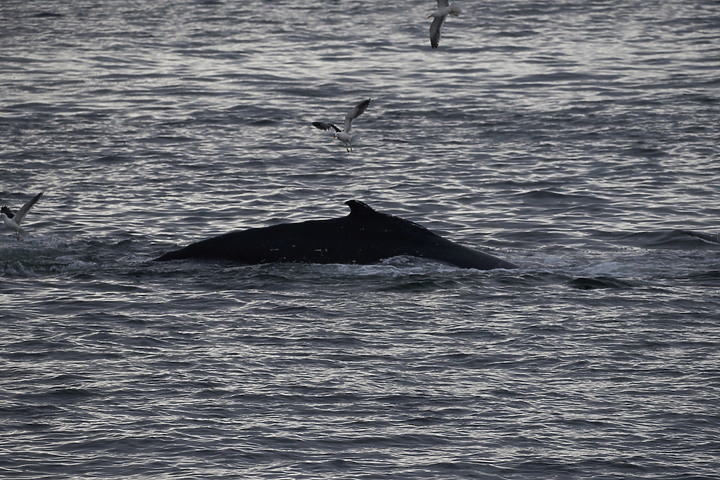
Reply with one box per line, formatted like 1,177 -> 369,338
2,0 -> 719,478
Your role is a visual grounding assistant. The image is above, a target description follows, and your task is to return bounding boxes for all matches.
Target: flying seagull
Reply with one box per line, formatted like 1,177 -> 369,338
312,98 -> 371,152
1,192 -> 43,240
428,0 -> 462,49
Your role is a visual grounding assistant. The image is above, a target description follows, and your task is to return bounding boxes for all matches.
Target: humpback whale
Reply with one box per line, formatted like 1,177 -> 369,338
156,200 -> 516,270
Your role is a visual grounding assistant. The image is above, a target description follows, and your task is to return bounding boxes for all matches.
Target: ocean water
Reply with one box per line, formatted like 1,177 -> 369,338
1,0 -> 719,478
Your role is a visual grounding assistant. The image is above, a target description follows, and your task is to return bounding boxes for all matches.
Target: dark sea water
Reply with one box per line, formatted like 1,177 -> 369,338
2,0 -> 720,478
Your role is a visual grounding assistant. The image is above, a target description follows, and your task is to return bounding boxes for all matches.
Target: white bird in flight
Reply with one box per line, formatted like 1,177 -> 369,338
1,192 -> 43,240
428,0 -> 462,49
312,98 -> 371,152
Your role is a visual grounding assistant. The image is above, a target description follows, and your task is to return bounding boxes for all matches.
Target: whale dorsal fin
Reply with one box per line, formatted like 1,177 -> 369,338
345,200 -> 379,217
345,200 -> 437,234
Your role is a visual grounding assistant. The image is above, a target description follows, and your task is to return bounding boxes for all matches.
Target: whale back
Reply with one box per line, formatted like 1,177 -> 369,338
156,200 -> 515,269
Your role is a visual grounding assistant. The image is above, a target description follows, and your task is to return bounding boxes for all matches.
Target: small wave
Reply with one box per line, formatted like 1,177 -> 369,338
569,276 -> 634,290
516,189 -> 605,204
0,235 -> 141,277
28,11 -> 64,18
618,230 -> 720,249
684,270 -> 720,285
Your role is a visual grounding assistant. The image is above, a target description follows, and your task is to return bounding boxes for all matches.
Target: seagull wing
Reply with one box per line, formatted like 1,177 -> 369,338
312,121 -> 341,132
14,192 -> 43,225
344,98 -> 371,133
437,0 -> 450,8
429,15 -> 446,49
